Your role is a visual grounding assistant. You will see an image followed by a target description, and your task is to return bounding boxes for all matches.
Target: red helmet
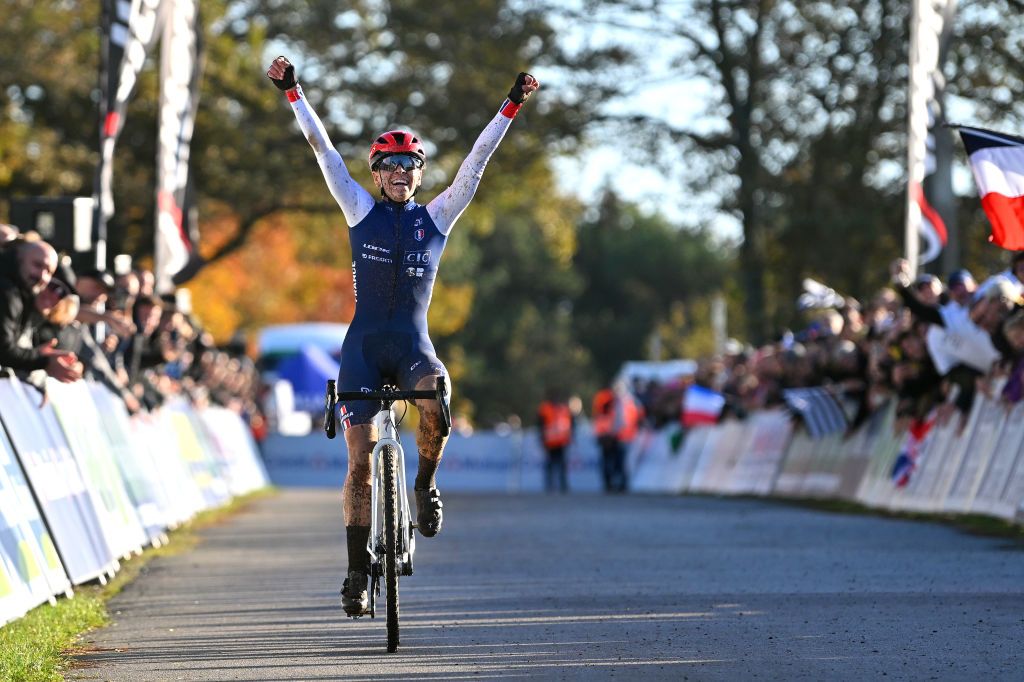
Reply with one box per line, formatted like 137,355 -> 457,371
368,130 -> 426,169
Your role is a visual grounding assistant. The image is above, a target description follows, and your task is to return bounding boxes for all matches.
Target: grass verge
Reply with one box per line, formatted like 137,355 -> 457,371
763,495 -> 1024,543
0,487 -> 277,682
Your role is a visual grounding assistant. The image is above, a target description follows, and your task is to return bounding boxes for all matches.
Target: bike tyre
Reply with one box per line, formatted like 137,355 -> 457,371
383,444 -> 401,653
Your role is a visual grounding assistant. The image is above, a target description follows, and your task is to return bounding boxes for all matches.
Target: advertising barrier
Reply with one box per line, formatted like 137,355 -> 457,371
0,424 -> 70,625
47,380 -> 149,559
261,426 -> 606,492
0,378 -> 115,584
0,376 -> 268,629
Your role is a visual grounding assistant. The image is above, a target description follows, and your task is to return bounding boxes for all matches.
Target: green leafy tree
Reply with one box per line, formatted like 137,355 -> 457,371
573,191 -> 732,383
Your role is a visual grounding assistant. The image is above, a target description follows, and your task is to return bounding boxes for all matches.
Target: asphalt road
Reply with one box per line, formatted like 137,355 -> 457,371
70,490 -> 1024,681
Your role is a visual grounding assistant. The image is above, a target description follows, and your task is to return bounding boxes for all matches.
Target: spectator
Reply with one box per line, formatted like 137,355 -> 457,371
75,268 -> 116,307
976,250 -> 1024,299
0,238 -> 81,382
946,270 -> 977,308
892,259 -> 1020,417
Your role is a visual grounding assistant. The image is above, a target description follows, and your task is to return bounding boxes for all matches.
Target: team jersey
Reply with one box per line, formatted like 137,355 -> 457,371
287,85 -> 521,335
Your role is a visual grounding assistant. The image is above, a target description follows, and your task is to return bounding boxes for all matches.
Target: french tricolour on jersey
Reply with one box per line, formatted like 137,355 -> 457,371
958,125 -> 1024,250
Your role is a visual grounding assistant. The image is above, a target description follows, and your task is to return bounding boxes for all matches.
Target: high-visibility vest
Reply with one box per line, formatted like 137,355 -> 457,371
591,389 -> 615,437
617,395 -> 642,443
538,401 -> 573,448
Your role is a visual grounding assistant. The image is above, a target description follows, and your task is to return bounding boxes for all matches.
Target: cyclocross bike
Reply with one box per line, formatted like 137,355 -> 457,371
324,377 -> 451,653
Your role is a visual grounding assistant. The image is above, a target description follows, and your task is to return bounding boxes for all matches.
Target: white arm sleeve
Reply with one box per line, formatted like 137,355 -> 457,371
289,87 -> 375,227
427,109 -> 516,235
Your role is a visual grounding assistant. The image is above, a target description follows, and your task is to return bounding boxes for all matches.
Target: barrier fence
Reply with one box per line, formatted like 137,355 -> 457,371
630,395 -> 1024,525
0,376 -> 269,628
260,393 -> 1024,527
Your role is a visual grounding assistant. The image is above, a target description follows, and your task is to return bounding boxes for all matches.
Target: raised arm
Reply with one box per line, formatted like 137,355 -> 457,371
427,72 -> 540,234
267,57 -> 375,227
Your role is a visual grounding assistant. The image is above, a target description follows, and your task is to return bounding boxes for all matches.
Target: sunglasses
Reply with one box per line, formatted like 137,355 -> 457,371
375,154 -> 424,173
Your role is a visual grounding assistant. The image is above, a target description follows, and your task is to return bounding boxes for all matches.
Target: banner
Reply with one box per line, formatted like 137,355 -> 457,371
0,424 -> 70,625
97,0 -> 166,260
905,0 -> 955,268
972,402 -> 1024,517
726,410 -> 793,495
0,379 -> 115,584
163,400 -> 232,509
154,0 -> 203,293
128,412 -> 206,525
198,407 -> 270,496
46,380 -> 148,560
88,384 -> 173,542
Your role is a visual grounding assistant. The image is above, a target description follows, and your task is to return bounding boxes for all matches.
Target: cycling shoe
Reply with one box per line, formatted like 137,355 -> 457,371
415,487 -> 443,538
340,570 -> 369,617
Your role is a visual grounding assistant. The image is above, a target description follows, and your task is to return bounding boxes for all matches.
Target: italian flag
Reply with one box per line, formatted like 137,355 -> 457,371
958,125 -> 1024,250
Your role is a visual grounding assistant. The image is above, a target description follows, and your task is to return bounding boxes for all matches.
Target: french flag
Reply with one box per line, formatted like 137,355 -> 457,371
682,385 -> 725,427
957,125 -> 1024,250
891,416 -> 935,488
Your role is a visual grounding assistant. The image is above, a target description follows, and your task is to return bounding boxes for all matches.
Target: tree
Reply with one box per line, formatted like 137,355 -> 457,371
573,191 -> 732,382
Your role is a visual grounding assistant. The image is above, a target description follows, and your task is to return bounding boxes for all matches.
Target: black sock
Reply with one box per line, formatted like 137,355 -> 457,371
415,455 -> 439,490
346,525 -> 370,574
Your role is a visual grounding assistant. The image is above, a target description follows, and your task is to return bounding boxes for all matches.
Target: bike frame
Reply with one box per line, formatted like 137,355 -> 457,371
324,378 -> 450,648
367,406 -> 415,581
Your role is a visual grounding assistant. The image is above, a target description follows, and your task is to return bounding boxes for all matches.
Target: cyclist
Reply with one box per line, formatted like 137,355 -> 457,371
267,56 -> 538,617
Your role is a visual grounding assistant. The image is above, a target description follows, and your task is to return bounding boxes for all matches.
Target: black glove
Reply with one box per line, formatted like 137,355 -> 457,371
270,59 -> 297,91
507,72 -> 533,104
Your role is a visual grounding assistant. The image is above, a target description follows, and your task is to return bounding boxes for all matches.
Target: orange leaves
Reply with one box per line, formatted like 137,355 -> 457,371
188,211 -> 355,344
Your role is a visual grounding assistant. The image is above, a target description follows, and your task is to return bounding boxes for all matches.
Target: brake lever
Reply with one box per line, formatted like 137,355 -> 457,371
324,379 -> 338,439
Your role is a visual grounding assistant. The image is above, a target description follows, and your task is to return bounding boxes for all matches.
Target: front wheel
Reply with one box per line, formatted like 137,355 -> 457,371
382,444 -> 401,653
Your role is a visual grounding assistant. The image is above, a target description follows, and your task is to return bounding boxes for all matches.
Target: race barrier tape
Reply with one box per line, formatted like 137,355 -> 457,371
0,376 -> 268,628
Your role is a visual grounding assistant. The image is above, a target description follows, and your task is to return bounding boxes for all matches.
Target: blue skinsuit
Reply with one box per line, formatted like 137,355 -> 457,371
338,200 -> 447,428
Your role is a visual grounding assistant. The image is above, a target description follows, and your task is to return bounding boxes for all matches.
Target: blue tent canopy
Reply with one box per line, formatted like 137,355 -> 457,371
274,344 -> 341,413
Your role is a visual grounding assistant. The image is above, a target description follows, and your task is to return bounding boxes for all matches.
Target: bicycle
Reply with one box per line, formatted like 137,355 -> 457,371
324,377 -> 451,653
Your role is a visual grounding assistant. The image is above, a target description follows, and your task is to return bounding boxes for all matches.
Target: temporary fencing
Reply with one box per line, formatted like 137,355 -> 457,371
628,393 -> 1024,525
0,376 -> 268,628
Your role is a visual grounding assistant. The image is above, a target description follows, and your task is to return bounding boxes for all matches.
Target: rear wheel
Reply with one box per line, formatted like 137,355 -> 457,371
382,444 -> 400,653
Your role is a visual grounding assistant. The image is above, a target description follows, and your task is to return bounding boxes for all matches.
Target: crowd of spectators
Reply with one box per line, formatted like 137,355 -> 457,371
0,223 -> 265,435
631,251 -> 1024,435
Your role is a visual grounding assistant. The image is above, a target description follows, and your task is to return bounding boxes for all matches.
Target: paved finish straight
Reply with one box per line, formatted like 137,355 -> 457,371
71,490 -> 1024,680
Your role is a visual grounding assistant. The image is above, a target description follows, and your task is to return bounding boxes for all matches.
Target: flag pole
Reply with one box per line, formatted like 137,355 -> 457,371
905,0 -> 925,274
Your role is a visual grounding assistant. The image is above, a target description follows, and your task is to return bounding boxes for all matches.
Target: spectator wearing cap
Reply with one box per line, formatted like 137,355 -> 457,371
0,238 -> 81,383
946,270 -> 977,308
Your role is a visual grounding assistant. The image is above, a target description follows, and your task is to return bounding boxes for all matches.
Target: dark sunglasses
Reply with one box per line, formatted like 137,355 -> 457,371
375,154 -> 424,173
46,281 -> 69,299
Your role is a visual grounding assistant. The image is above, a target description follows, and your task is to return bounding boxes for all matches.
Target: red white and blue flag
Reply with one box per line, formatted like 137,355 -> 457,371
957,125 -> 1024,251
891,416 -> 935,488
682,385 -> 725,427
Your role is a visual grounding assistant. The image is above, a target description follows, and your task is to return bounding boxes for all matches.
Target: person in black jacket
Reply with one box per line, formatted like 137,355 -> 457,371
0,238 -> 81,382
